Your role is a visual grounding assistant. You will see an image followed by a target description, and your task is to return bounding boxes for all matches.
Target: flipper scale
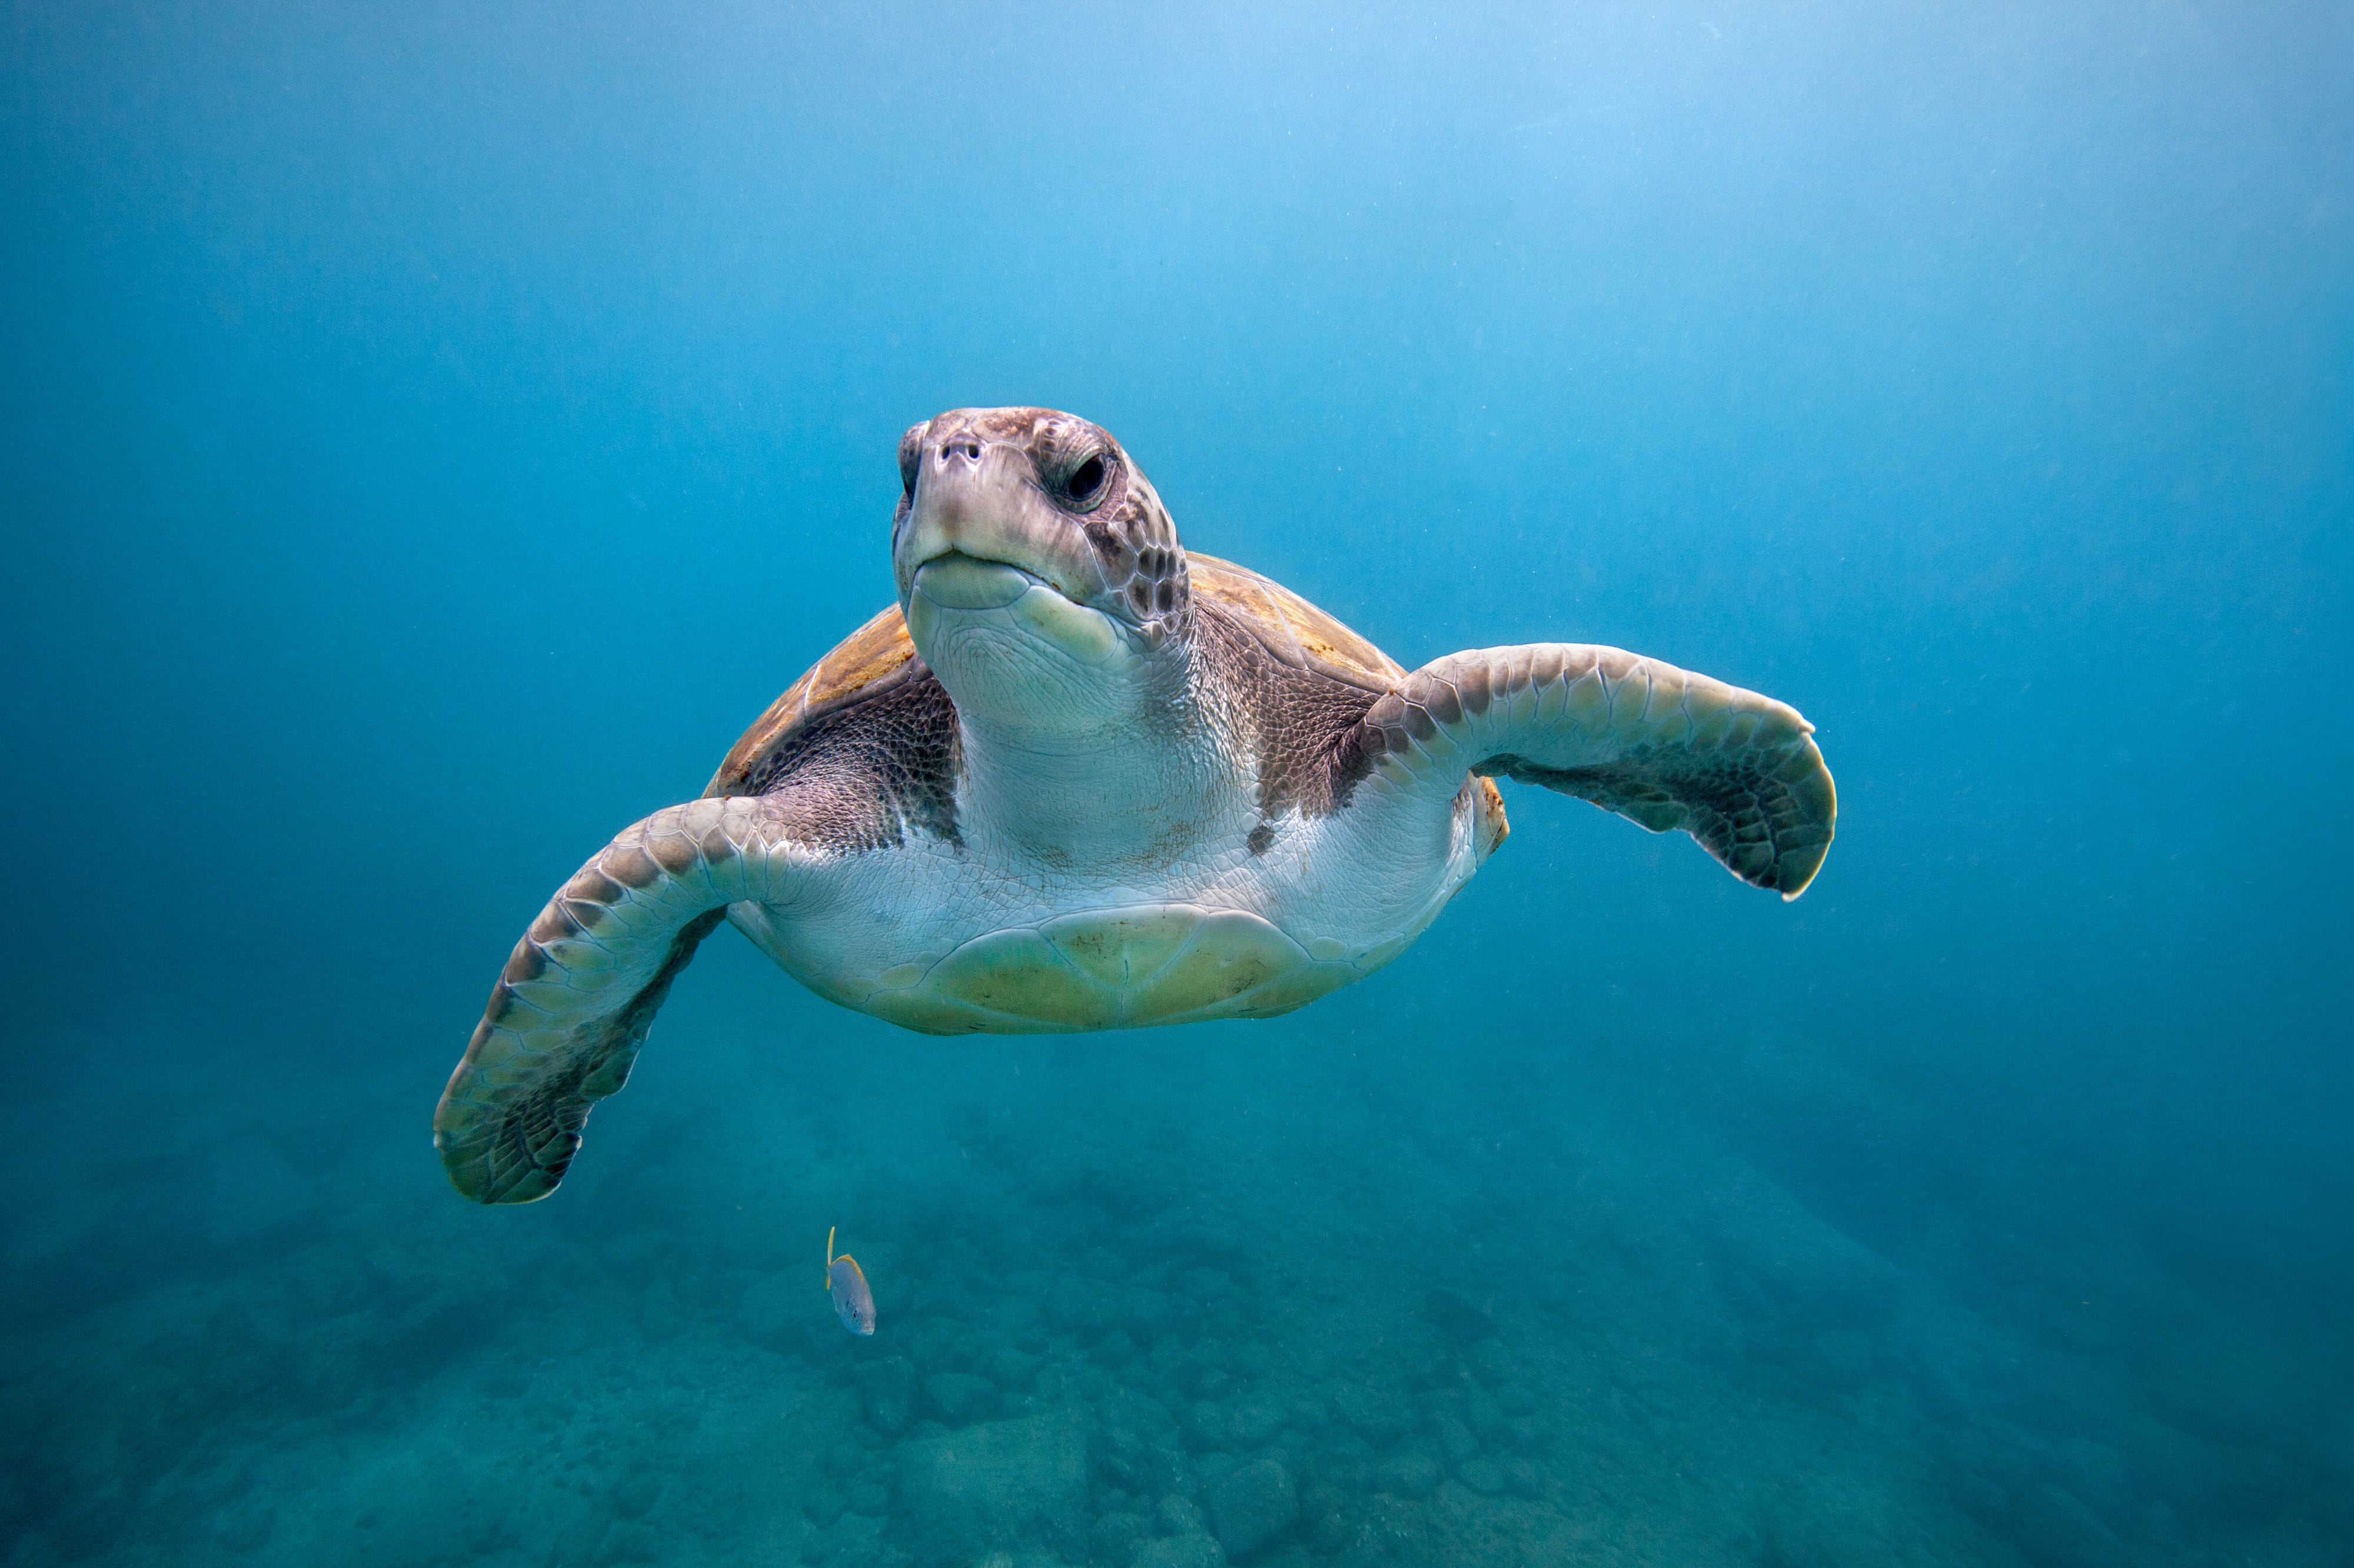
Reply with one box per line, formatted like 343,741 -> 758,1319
433,801 -> 812,1203
1348,643 -> 1836,900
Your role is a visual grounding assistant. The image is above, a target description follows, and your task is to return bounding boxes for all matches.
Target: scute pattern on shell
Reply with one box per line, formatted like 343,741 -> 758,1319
1186,552 -> 1403,693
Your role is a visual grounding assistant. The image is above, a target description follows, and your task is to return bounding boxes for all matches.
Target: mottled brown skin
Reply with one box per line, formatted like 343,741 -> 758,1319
1341,646 -> 1834,897
893,407 -> 1191,641
458,906 -> 726,1207
704,551 -> 1407,835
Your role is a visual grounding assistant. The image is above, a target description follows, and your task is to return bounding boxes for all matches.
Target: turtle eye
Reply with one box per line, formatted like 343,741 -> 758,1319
1064,453 -> 1108,507
896,425 -> 924,500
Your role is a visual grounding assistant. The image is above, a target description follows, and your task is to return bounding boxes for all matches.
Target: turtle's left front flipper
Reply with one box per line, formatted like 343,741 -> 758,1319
433,795 -> 814,1204
1350,645 -> 1836,899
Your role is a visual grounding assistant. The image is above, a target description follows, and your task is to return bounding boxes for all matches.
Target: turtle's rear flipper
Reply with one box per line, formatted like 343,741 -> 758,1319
1345,645 -> 1835,900
433,797 -> 810,1203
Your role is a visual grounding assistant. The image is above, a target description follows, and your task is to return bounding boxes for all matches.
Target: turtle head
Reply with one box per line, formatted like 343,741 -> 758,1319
892,408 -> 1191,734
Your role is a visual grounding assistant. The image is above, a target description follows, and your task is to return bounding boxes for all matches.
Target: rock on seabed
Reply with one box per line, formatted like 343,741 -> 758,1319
925,1370 -> 998,1425
1133,1534 -> 1225,1568
893,1411 -> 1088,1557
1208,1455 -> 1298,1559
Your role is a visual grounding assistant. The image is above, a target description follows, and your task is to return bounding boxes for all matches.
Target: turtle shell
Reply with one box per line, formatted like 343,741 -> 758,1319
1184,551 -> 1404,694
703,603 -> 922,798
704,552 -> 1404,798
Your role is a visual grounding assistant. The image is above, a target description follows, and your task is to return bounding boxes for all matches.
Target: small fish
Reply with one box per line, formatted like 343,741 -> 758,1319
826,1225 -> 875,1336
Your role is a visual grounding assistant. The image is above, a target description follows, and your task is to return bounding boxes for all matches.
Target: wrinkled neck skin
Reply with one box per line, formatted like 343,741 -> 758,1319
890,407 -> 1229,869
918,606 -> 1228,868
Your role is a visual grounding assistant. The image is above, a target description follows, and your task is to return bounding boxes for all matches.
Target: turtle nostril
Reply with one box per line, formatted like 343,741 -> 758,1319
937,440 -> 982,465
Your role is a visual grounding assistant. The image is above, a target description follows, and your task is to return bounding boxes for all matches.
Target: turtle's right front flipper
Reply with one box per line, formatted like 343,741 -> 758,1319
433,796 -> 814,1203
1347,644 -> 1835,900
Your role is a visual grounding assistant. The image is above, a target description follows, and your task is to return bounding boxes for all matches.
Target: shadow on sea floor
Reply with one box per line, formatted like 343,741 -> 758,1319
1,954 -> 2346,1568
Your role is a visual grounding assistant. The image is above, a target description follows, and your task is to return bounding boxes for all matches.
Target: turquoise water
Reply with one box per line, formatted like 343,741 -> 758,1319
4,3 -> 2349,1565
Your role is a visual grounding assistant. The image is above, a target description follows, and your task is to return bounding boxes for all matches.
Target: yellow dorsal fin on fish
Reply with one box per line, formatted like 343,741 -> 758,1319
826,1224 -> 836,1290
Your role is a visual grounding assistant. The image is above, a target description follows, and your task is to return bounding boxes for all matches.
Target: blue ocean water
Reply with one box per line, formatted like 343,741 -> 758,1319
4,2 -> 2349,1564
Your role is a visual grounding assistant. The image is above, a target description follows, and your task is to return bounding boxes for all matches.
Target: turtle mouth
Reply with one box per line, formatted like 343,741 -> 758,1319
912,551 -> 1052,611
906,550 -> 1121,667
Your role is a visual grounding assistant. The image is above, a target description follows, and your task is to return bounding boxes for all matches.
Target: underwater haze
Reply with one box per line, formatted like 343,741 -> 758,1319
4,1 -> 2350,1564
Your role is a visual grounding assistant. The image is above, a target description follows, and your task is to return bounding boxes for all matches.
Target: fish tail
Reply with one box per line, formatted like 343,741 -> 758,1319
826,1224 -> 836,1289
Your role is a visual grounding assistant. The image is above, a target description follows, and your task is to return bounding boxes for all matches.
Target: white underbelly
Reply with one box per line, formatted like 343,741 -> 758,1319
728,793 -> 1485,1036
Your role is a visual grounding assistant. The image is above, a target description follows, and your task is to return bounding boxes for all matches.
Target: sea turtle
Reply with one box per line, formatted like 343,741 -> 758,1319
435,407 -> 1836,1202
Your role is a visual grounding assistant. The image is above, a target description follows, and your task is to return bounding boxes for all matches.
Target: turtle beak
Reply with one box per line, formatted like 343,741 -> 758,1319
896,423 -> 1129,667
894,429 -> 1102,608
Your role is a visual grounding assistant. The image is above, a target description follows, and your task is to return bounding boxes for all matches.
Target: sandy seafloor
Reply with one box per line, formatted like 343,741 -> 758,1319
6,935 -> 2345,1568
